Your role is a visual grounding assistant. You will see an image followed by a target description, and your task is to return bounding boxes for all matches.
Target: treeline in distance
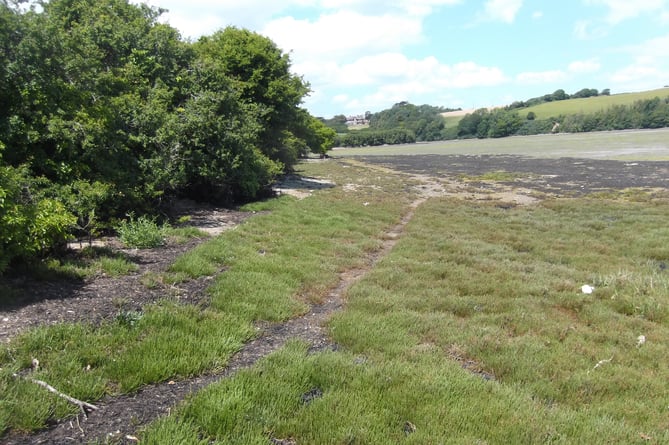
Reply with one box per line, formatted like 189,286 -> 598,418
329,88 -> 669,146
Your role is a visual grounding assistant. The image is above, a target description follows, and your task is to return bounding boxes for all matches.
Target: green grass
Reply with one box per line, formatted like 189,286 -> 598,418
460,170 -> 534,182
27,246 -> 139,281
140,187 -> 669,443
116,214 -> 167,248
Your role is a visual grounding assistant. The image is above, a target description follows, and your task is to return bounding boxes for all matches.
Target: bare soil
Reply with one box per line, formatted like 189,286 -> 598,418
2,155 -> 669,444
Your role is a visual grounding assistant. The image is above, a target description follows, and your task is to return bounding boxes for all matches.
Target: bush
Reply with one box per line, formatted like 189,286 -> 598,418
116,214 -> 167,248
1,160 -> 76,274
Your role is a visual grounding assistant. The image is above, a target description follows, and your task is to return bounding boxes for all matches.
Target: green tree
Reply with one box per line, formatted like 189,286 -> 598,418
194,27 -> 310,170
370,102 -> 445,141
299,112 -> 337,156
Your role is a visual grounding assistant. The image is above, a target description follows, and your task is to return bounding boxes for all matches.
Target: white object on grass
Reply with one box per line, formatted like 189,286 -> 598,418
592,357 -> 613,371
581,284 -> 594,294
637,335 -> 646,347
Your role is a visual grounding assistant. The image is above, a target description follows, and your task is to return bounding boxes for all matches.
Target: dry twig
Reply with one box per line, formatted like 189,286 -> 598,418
13,373 -> 100,415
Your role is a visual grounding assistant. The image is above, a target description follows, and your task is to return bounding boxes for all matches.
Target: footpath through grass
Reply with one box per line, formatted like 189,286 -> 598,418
0,160 -> 414,435
141,171 -> 669,444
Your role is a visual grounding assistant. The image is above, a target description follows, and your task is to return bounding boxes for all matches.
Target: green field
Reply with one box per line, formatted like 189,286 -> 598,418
442,87 -> 669,126
523,88 -> 669,120
334,128 -> 669,161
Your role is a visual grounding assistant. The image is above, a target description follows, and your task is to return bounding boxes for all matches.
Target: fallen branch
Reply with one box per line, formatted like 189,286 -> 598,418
14,374 -> 100,415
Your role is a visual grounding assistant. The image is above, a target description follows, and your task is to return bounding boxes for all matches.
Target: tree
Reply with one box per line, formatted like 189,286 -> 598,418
303,114 -> 336,156
370,102 -> 445,141
322,114 -> 349,133
457,108 -> 488,138
194,27 -> 310,170
552,89 -> 569,101
572,88 -> 599,98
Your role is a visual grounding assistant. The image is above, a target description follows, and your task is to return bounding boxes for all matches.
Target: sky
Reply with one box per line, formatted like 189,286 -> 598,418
137,0 -> 669,118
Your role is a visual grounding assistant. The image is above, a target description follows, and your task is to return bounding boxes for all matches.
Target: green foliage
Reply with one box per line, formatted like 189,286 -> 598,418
337,128 -> 416,147
0,0 -> 320,265
458,108 -> 524,138
303,114 -> 337,155
321,114 -> 349,133
369,101 -> 446,142
0,157 -> 76,273
115,214 -> 166,249
458,94 -> 669,139
557,97 -> 669,133
194,27 -> 310,169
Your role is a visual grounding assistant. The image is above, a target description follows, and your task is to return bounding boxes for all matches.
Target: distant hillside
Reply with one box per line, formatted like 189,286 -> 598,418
443,88 -> 669,125
521,88 -> 669,120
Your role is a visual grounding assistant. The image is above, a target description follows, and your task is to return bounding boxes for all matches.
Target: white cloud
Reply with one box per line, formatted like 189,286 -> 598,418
305,53 -> 508,114
606,33 -> 669,91
516,70 -> 567,85
481,0 -> 524,23
573,19 -> 608,39
302,52 -> 507,89
532,11 -> 543,19
138,0 -> 295,37
585,0 -> 668,24
262,11 -> 423,59
318,0 -> 462,16
568,59 -> 601,74
332,94 -> 350,103
610,66 -> 662,84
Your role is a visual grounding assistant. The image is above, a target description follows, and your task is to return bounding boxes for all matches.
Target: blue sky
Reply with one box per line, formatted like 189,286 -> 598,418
139,0 -> 669,118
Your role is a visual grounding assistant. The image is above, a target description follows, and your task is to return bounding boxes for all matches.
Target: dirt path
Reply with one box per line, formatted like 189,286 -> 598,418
3,174 -> 432,445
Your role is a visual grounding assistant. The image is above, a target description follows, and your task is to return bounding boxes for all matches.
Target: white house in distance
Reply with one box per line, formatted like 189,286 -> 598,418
345,114 -> 369,126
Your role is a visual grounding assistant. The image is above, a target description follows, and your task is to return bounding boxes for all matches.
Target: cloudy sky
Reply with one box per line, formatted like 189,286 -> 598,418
138,0 -> 669,118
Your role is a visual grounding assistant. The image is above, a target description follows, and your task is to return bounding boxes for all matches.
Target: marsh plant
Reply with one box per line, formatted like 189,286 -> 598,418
116,215 -> 167,249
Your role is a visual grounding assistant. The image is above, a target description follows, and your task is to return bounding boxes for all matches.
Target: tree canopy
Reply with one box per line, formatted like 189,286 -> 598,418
0,0 -> 332,273
369,102 -> 447,142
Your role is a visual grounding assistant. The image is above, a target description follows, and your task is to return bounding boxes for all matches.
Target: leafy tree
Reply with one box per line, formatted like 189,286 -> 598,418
194,27 -> 310,170
552,89 -> 569,101
572,88 -> 599,98
486,109 -> 523,138
457,108 -> 488,138
370,102 -> 445,141
302,114 -> 337,156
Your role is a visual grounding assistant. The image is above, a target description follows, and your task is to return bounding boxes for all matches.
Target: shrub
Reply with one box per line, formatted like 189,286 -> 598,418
1,160 -> 76,274
116,214 -> 166,248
